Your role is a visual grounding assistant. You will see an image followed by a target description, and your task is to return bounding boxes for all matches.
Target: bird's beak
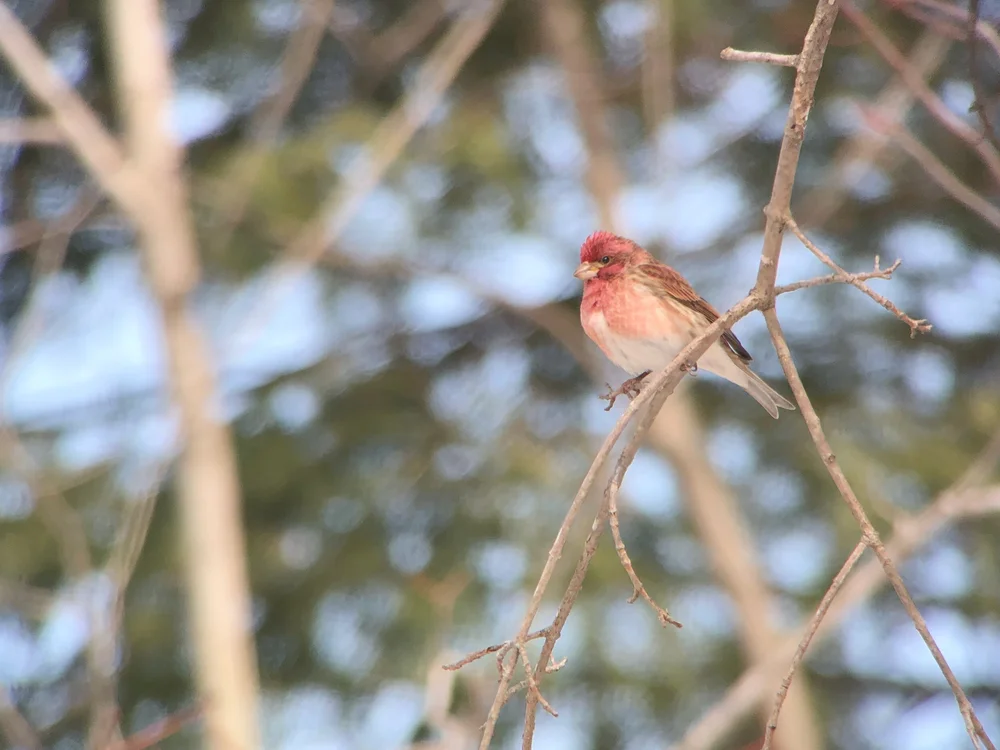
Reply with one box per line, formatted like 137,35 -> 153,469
574,262 -> 599,281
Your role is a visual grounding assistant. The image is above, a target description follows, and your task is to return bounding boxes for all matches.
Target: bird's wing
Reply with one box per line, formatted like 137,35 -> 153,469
634,262 -> 753,363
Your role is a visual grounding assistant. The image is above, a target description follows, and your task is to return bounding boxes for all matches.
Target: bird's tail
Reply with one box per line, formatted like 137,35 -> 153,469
742,368 -> 796,419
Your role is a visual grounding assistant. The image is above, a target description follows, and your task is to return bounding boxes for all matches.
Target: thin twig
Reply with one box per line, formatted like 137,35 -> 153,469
515,642 -> 558,718
786,217 -> 932,337
442,629 -> 550,671
763,307 -> 995,750
503,657 -> 567,702
720,48 -> 799,67
840,0 -> 1000,186
761,540 -> 867,750
861,104 -> 1000,232
773,257 -> 900,295
607,478 -> 682,628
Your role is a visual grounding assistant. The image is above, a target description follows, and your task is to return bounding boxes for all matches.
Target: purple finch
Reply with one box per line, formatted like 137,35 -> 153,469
574,231 -> 795,418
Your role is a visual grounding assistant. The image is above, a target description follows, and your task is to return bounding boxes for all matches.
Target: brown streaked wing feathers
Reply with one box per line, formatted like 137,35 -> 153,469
634,263 -> 753,363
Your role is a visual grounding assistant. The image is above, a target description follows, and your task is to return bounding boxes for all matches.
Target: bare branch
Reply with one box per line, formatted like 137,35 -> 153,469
774,257 -> 901,295
671,478 -> 1000,750
763,308 -> 995,750
786,218 -> 932,337
720,48 -> 798,67
761,540 -> 867,750
503,657 -> 567,703
515,642 -> 558,718
607,478 -> 682,628
751,0 -> 841,301
442,629 -> 550,671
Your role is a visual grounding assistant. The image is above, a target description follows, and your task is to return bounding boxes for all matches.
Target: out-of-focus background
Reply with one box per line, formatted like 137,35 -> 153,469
1,0 -> 999,748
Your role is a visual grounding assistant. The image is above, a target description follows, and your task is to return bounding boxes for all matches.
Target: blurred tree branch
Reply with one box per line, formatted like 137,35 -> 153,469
232,0 -> 506,353
842,0 -> 1000,186
861,106 -> 1000,231
0,117 -> 62,144
0,2 -> 263,748
967,0 -> 1000,153
0,687 -> 42,750
208,0 -> 335,252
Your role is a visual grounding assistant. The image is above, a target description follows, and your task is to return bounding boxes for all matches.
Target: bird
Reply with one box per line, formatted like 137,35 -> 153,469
573,230 -> 795,418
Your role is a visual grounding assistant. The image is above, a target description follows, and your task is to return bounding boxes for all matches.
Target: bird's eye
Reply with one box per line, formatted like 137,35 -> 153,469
601,256 -> 610,264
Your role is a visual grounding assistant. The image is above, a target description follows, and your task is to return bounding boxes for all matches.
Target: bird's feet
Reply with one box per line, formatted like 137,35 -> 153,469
600,370 -> 652,411
680,359 -> 698,375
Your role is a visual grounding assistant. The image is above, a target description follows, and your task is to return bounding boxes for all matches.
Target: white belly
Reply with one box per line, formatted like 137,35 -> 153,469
586,310 -> 687,375
586,309 -> 747,385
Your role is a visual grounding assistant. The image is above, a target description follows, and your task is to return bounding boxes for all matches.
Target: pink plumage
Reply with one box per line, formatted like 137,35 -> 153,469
573,231 -> 794,417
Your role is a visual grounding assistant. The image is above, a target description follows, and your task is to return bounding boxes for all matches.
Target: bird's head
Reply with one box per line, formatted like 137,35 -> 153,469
574,231 -> 651,281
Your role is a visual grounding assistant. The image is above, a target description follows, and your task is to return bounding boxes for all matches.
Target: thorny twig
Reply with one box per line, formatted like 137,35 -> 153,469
786,217 -> 932,337
516,642 -> 558,718
503,657 -> 567,703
